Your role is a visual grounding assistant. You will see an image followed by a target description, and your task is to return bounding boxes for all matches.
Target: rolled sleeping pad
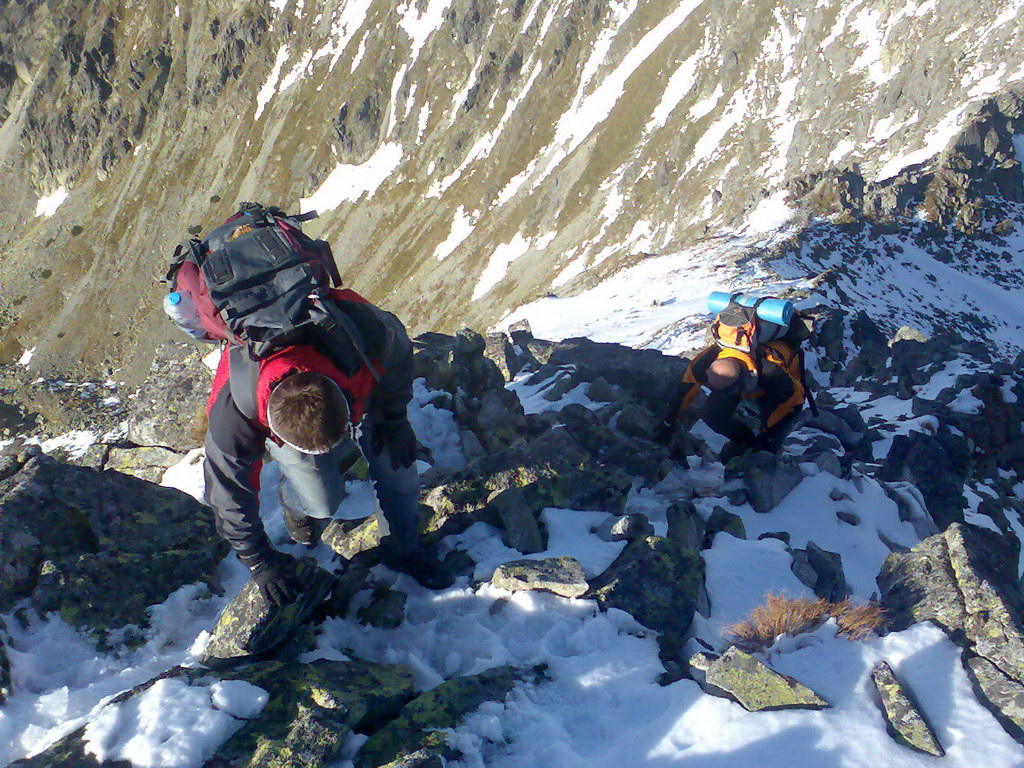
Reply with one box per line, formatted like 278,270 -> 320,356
707,291 -> 794,326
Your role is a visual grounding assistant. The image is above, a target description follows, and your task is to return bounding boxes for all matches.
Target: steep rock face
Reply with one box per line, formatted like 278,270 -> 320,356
2,0 -> 1023,379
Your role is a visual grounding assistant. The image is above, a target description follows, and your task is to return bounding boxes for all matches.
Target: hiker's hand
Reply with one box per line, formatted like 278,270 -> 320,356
654,417 -> 677,446
243,551 -> 302,606
371,418 -> 417,469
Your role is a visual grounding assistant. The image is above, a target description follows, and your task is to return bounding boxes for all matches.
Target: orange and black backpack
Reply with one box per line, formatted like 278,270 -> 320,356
710,296 -> 818,416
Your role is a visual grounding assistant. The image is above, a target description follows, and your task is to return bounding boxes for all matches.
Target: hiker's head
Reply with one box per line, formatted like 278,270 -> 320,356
266,372 -> 349,454
707,357 -> 743,391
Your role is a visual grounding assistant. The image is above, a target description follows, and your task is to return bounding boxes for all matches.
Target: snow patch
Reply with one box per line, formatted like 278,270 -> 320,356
35,186 -> 69,218
299,142 -> 404,211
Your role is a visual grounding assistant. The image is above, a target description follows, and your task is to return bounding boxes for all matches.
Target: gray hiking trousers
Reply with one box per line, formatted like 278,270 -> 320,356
267,427 -> 421,558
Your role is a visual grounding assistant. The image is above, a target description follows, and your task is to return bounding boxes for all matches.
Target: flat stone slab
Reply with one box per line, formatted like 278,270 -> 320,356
694,647 -> 829,712
491,557 -> 588,598
871,661 -> 944,756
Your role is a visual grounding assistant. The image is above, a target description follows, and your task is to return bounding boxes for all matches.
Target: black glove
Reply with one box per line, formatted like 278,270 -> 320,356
654,417 -> 677,446
240,550 -> 303,606
371,417 -> 417,470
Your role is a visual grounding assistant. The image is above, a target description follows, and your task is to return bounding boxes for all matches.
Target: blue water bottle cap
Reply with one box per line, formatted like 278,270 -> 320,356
167,291 -> 182,305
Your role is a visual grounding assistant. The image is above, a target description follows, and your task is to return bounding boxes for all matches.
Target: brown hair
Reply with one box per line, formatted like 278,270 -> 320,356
266,372 -> 349,453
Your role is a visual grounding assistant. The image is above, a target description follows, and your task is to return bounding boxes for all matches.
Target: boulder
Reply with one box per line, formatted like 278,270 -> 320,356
689,647 -> 829,711
0,453 -> 227,643
705,506 -> 746,545
487,486 -> 546,554
543,337 -> 687,414
491,557 -> 588,598
790,541 -> 847,601
201,558 -> 337,668
880,430 -> 970,528
666,500 -> 705,551
725,452 -> 804,513
871,661 -> 944,756
355,665 -> 538,768
13,659 -> 417,768
104,445 -> 183,483
586,536 -> 704,662
963,654 -> 1024,744
125,341 -> 213,449
878,523 -> 1024,686
358,587 -> 408,629
322,516 -> 385,560
594,513 -> 655,543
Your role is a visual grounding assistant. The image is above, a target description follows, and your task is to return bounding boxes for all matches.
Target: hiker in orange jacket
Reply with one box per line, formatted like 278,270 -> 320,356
660,340 -> 805,459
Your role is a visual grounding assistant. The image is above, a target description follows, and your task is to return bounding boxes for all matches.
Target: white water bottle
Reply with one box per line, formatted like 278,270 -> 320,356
163,291 -> 208,340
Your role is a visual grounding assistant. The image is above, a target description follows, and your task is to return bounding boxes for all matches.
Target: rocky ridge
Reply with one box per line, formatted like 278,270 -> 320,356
2,298 -> 1023,764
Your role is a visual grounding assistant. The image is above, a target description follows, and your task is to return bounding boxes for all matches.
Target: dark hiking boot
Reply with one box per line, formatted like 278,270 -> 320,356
283,509 -> 319,548
382,547 -> 455,590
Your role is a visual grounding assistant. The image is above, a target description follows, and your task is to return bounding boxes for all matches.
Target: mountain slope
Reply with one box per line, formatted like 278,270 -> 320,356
1,0 -> 1023,379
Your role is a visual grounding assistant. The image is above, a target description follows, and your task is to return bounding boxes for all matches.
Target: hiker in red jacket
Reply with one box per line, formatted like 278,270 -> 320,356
202,289 -> 453,603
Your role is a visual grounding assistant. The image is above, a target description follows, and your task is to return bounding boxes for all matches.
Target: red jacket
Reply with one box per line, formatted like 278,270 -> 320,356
202,290 -> 413,559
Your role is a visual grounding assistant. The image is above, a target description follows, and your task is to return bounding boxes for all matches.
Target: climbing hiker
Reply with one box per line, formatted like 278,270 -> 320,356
163,202 -> 453,604
657,292 -> 816,461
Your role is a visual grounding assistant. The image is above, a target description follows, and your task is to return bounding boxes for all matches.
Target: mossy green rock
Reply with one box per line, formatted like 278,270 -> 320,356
321,516 -> 384,560
700,648 -> 829,712
871,661 -> 944,756
355,666 -> 529,768
12,659 -> 416,768
963,654 -> 1024,745
358,587 -> 408,629
0,453 -> 227,643
214,659 -> 416,768
586,536 -> 704,661
104,445 -> 183,483
201,559 -> 337,668
878,523 -> 1024,683
491,557 -> 588,598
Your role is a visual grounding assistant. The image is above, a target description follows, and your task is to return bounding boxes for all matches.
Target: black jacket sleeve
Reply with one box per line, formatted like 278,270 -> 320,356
366,309 -> 414,422
203,384 -> 272,559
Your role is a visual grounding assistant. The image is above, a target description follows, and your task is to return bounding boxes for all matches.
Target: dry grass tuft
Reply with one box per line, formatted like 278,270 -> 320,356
724,592 -> 886,651
831,598 -> 888,641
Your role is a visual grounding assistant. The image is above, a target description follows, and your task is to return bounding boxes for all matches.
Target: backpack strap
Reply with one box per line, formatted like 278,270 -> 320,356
228,345 -> 261,422
309,293 -> 384,384
796,347 -> 819,417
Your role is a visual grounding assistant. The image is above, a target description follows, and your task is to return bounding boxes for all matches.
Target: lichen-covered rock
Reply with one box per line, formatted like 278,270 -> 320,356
594,513 -> 655,543
13,659 -> 416,768
201,558 -> 337,668
358,587 -> 408,629
215,658 -> 416,767
355,666 -> 536,768
491,557 -> 588,598
104,445 -> 183,483
586,536 -> 704,661
487,486 -> 546,553
666,500 -> 705,551
878,523 -> 1024,683
790,541 -> 847,601
0,453 -> 227,642
322,516 -> 384,560
725,452 -> 804,513
125,342 -> 213,450
705,506 -> 746,543
695,647 -> 829,712
963,654 -> 1024,745
871,661 -> 944,756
